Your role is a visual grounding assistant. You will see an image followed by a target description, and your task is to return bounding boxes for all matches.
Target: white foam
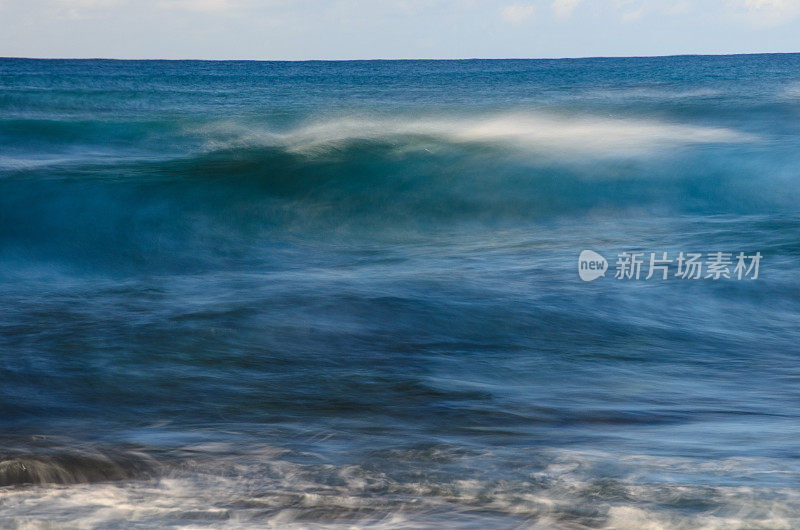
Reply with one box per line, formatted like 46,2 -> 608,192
198,112 -> 753,157
2,447 -> 798,529
587,87 -> 725,100
779,83 -> 800,100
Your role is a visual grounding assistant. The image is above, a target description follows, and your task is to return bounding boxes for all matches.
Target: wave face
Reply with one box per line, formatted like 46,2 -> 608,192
3,56 -> 800,528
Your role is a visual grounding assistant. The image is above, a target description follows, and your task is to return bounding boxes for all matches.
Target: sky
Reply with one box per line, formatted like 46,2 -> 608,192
0,0 -> 799,60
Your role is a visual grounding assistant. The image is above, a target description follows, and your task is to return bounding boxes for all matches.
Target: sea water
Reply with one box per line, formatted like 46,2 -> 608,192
1,56 -> 800,528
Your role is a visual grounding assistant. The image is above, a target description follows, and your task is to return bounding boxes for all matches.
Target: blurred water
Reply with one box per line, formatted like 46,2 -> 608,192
1,56 -> 800,528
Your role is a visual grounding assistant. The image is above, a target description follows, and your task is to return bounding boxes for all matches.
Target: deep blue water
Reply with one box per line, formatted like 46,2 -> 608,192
1,55 -> 800,528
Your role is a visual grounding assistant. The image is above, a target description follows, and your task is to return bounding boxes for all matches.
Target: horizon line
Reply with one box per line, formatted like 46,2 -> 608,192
2,51 -> 799,62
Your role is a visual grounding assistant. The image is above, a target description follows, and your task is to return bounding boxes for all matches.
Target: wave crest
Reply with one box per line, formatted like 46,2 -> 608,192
197,112 -> 754,156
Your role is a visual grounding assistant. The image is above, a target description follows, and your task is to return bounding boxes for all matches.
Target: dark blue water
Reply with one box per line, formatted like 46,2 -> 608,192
2,56 -> 800,528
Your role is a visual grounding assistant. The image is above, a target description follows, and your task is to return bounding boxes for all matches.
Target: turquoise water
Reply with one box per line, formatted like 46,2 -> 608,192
1,56 -> 800,528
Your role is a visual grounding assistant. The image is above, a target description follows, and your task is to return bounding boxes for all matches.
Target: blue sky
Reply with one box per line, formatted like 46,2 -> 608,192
1,0 -> 799,59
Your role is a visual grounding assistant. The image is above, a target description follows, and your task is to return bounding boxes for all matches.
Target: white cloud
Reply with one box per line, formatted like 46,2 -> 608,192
744,0 -> 799,8
551,0 -> 582,18
663,1 -> 691,15
500,3 -> 535,24
51,0 -> 122,20
614,0 -> 645,21
58,0 -> 121,6
49,0 -> 249,15
158,0 -> 238,12
731,0 -> 800,26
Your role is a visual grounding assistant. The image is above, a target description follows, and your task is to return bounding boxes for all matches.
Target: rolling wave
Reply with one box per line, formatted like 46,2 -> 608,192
0,110 -> 784,273
0,111 -> 753,170
197,112 -> 753,156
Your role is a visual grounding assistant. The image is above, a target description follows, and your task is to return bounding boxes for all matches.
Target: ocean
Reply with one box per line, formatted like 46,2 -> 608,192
1,55 -> 800,528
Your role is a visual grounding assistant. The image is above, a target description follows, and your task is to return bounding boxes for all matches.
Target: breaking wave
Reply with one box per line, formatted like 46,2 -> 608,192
196,112 -> 753,155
